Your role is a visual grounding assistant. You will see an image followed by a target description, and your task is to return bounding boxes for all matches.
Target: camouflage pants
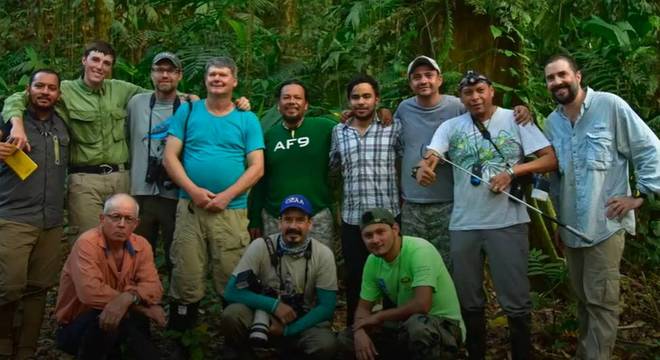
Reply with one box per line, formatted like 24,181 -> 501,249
401,201 -> 452,269
262,208 -> 336,251
337,314 -> 462,359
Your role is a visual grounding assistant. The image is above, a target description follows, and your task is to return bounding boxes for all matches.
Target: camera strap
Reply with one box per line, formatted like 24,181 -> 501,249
470,113 -> 512,168
264,235 -> 311,294
147,93 -> 182,158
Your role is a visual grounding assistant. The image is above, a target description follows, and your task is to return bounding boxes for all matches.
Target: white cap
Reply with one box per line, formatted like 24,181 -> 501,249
407,56 -> 441,76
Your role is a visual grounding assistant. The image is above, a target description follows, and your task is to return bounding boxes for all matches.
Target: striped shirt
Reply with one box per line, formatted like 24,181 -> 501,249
329,116 -> 402,225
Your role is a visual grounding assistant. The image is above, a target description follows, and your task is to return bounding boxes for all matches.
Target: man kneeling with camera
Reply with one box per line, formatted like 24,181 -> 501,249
221,194 -> 338,359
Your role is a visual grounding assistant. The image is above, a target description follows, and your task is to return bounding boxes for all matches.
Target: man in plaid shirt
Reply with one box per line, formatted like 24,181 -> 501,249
329,74 -> 402,325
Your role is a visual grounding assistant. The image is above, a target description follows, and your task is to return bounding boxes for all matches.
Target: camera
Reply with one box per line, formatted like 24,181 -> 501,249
508,174 -> 533,200
145,156 -> 176,190
236,270 -> 308,347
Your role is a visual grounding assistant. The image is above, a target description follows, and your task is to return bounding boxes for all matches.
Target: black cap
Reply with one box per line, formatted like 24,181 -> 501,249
360,208 -> 396,230
152,52 -> 182,70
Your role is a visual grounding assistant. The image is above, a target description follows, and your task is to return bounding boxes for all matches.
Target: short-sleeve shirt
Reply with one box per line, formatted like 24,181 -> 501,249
232,235 -> 338,309
360,236 -> 465,339
167,100 -> 264,208
427,108 -> 550,230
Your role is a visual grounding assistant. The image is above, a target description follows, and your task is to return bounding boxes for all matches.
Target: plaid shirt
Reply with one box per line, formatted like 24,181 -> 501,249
329,116 -> 402,225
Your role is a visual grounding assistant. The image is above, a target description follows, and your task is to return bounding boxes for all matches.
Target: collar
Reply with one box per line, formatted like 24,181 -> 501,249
75,77 -> 106,95
96,228 -> 139,258
556,87 -> 593,120
282,117 -> 305,130
25,105 -> 55,124
342,113 -> 381,129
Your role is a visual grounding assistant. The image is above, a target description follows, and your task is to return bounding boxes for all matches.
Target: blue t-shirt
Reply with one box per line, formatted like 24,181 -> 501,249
167,100 -> 264,208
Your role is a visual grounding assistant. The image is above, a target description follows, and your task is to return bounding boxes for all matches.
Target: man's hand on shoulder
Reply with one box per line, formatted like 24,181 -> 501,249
513,105 -> 533,125
0,142 -> 17,161
376,108 -> 393,127
269,317 -> 285,337
98,292 -> 133,332
235,97 -> 251,111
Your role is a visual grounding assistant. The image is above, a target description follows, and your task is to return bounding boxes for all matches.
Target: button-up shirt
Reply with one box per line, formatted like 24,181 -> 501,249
2,78 -> 147,166
0,109 -> 69,228
54,227 -> 163,324
545,88 -> 660,248
329,116 -> 402,225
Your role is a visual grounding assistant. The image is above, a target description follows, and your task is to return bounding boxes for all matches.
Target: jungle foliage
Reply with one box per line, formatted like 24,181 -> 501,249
0,0 -> 658,356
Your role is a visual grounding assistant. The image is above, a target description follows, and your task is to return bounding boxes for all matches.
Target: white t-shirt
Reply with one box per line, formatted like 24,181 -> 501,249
427,107 -> 550,230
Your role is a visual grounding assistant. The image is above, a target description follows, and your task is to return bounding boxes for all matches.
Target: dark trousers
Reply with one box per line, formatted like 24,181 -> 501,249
341,216 -> 400,325
135,195 -> 177,271
56,309 -> 159,360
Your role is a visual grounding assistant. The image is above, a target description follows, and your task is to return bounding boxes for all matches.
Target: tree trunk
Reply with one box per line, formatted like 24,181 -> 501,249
94,0 -> 113,41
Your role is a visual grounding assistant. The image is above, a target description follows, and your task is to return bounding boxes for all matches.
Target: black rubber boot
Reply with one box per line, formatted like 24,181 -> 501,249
462,309 -> 486,360
508,314 -> 532,360
168,301 -> 199,360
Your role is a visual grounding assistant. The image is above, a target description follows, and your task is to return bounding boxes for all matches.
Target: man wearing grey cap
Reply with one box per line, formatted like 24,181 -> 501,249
399,56 -> 532,268
127,52 -> 185,271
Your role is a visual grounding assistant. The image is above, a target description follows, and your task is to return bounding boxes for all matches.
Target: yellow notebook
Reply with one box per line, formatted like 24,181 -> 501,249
4,148 -> 38,180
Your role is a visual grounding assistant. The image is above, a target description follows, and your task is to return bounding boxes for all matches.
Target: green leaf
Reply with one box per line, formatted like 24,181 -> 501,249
582,16 -> 631,49
490,25 -> 503,39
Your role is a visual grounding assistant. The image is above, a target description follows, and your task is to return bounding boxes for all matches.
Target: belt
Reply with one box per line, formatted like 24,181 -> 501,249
69,164 -> 125,175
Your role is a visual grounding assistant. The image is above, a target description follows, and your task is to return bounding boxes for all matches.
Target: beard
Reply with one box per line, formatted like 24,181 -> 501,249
551,82 -> 579,105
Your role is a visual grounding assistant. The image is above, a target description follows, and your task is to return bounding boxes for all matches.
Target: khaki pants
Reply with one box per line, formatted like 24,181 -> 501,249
169,199 -> 250,303
565,230 -> 625,360
0,220 -> 62,357
262,208 -> 336,250
220,303 -> 337,360
67,171 -> 130,244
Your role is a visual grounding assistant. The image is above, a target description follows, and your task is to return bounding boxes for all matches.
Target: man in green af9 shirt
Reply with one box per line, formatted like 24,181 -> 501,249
338,208 -> 465,360
248,80 -> 337,249
2,41 -> 150,242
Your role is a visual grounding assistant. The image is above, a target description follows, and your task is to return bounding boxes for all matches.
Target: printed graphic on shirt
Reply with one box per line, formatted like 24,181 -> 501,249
448,128 -> 520,180
273,136 -> 310,152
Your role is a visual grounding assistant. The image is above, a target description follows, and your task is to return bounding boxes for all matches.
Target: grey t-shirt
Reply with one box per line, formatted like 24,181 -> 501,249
428,107 -> 550,230
127,93 -> 179,199
232,235 -> 338,309
395,95 -> 465,203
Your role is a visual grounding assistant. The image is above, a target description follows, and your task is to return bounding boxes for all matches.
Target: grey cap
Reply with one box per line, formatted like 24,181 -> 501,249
407,55 -> 441,76
152,52 -> 182,70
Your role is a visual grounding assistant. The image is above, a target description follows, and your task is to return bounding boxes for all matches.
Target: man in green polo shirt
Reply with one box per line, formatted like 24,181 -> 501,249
338,208 -> 465,359
248,80 -> 337,249
2,41 -> 149,241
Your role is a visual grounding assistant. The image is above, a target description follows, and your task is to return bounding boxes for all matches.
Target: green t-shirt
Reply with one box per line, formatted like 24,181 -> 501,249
249,116 -> 337,228
360,236 -> 465,339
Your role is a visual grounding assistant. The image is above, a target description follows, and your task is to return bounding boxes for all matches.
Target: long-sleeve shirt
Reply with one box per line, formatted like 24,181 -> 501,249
329,116 -> 402,225
55,227 -> 163,325
544,88 -> 660,248
2,78 -> 147,167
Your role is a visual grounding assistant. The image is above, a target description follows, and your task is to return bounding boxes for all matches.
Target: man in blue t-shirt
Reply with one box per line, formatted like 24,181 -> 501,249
163,56 -> 265,345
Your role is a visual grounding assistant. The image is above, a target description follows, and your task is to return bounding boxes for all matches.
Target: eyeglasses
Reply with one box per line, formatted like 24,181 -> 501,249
105,213 -> 138,224
151,67 -> 180,75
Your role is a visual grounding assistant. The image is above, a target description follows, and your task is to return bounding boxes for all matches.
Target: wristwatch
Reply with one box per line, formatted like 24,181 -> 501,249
411,166 -> 421,179
505,167 -> 516,179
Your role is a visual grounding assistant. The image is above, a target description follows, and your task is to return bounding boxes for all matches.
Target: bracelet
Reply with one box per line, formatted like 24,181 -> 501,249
505,167 -> 516,179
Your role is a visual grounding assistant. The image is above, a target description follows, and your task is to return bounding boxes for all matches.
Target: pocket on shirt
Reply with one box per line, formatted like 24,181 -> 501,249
110,110 -> 127,142
68,111 -> 101,144
585,131 -> 613,170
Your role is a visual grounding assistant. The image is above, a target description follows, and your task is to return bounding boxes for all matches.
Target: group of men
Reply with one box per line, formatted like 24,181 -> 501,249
0,37 -> 657,360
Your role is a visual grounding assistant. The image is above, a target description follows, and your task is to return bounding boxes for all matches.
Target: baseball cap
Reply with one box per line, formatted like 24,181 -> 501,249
279,194 -> 313,216
407,56 -> 441,76
152,52 -> 182,70
458,70 -> 492,91
360,208 -> 396,230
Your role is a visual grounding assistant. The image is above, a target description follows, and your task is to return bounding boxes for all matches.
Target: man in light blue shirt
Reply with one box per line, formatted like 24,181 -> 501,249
544,54 -> 660,360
